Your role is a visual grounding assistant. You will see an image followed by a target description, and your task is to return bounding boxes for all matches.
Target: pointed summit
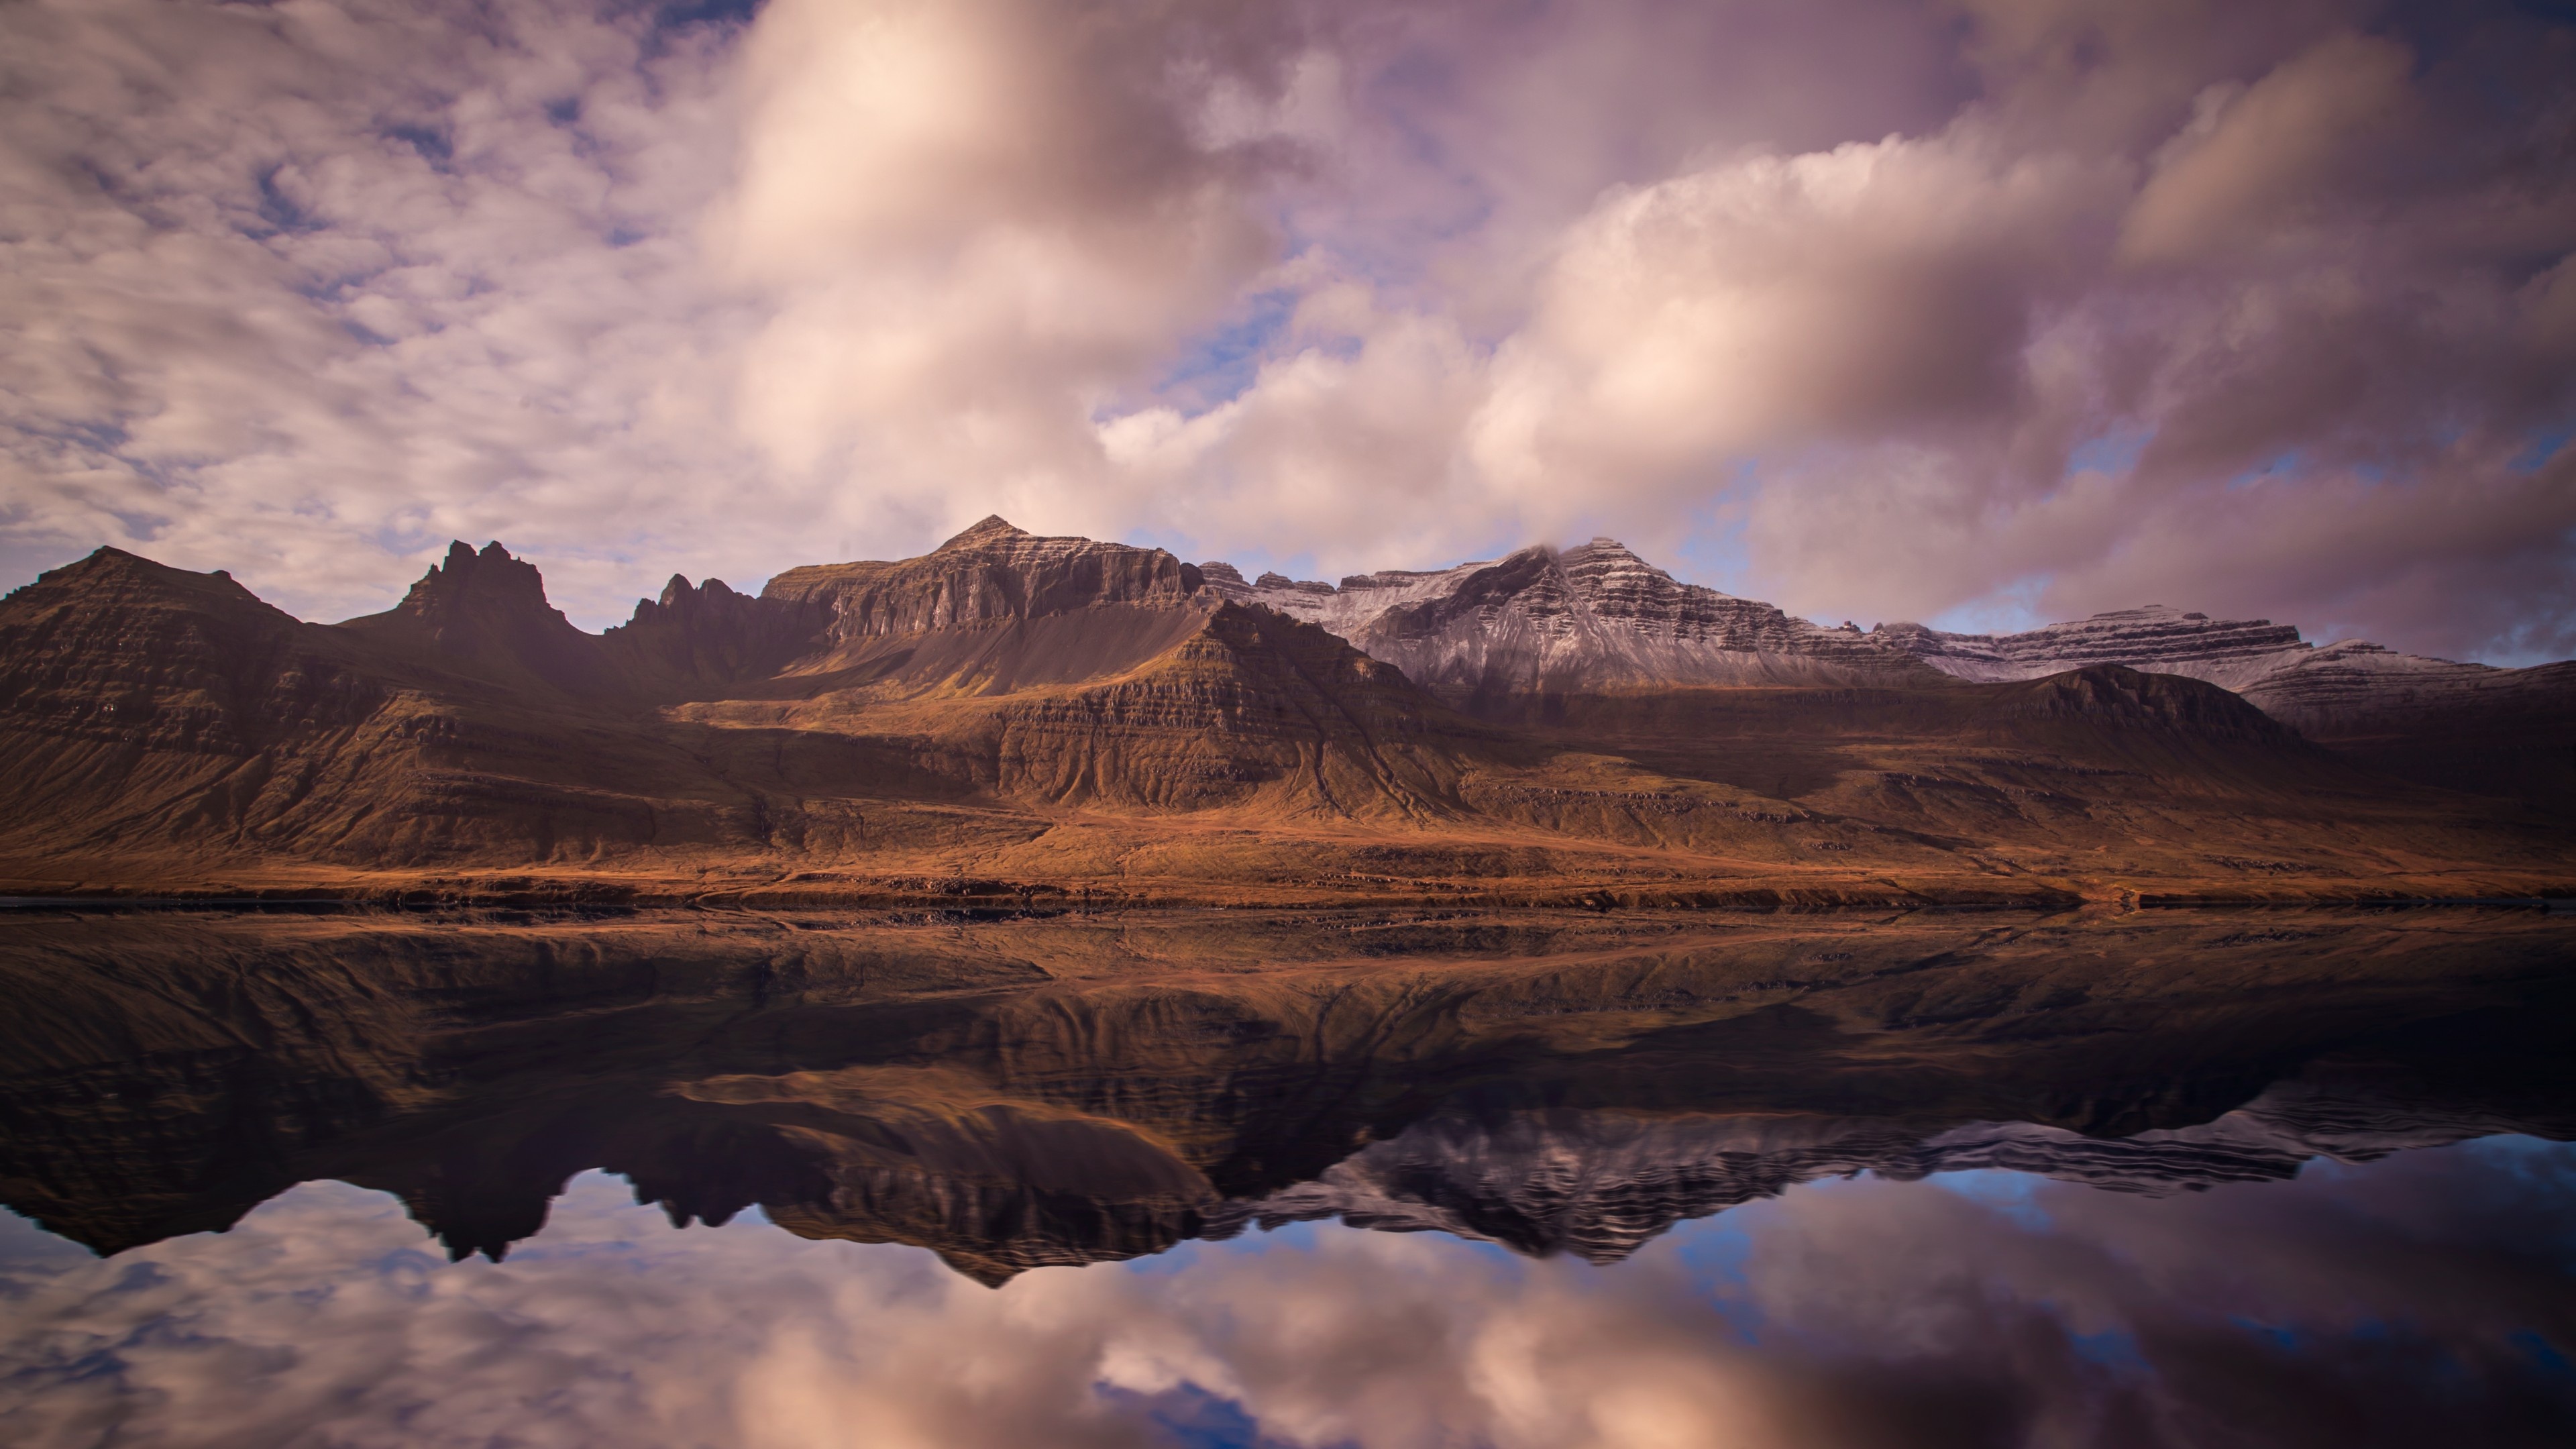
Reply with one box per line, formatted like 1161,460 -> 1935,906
339,539 -> 612,694
934,516 -> 1032,553
394,541 -> 555,623
7,545 -> 286,619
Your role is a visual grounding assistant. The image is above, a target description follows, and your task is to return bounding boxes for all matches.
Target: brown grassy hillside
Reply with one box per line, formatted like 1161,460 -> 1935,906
2,523 -> 2567,907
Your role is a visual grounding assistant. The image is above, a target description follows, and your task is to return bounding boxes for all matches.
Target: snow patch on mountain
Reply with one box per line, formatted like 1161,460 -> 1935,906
1199,539 -> 1936,700
1871,605 -> 2312,689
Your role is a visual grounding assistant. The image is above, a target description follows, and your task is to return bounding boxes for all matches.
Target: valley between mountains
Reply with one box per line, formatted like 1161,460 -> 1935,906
1,517 -> 2569,908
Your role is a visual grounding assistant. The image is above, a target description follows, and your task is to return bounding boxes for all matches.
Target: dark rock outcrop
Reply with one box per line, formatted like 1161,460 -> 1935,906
339,541 -> 622,697
972,602 -> 1485,817
600,573 -> 820,698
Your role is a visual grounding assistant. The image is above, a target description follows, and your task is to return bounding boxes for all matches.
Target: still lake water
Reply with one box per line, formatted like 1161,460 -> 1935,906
0,907 -> 2570,1447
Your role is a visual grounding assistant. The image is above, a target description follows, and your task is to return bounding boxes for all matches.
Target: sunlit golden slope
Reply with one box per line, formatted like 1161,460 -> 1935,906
1,520 -> 2567,906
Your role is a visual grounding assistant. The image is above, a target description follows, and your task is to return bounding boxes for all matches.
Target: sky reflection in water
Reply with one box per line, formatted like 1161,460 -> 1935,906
3,1138 -> 2571,1449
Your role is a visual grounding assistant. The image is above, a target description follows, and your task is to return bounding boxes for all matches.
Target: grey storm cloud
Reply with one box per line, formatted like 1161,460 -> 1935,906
0,0 -> 2569,659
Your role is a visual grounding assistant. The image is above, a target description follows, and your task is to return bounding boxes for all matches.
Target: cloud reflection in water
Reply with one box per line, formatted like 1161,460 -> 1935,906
1,1138 -> 2570,1449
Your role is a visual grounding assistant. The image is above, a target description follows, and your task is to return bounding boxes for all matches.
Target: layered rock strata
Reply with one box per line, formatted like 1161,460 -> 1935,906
0,520 -> 1498,871
1872,605 -> 2311,689
1203,535 -> 2567,802
1871,606 -> 2575,801
3,516 -> 2568,888
1201,539 -> 1941,702
766,516 -> 1205,653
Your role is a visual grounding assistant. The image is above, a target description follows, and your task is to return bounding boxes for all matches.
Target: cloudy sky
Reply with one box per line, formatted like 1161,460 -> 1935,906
4,1143 -> 2572,1448
1,0 -> 2571,659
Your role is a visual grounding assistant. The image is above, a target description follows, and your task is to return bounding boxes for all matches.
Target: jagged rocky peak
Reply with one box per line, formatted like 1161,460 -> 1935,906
391,541 -> 565,627
1875,604 -> 2312,689
362,541 -> 579,639
600,570 -> 816,692
655,573 -> 743,611
617,572 -> 775,637
335,539 -> 616,696
934,514 -> 1033,551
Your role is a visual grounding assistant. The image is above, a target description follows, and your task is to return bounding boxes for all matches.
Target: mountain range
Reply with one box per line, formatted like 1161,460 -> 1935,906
1207,538 -> 2576,800
1,517 -> 2567,904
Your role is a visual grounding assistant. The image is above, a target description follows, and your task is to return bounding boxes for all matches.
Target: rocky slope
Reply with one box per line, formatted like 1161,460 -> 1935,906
16,516 -> 1677,891
1209,539 -> 2571,805
751,515 -> 1215,696
1873,606 -> 2576,802
0,545 -> 794,870
2235,643 -> 2576,802
1203,539 -> 1940,703
1,520 -> 2566,898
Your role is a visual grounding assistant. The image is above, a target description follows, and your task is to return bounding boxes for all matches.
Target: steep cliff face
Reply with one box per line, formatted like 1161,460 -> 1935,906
0,549 -> 397,865
1203,539 -> 1938,704
639,520 -> 1505,821
767,517 -> 1203,643
728,517 -> 1220,698
3,521 -> 2566,892
0,526 -> 1500,875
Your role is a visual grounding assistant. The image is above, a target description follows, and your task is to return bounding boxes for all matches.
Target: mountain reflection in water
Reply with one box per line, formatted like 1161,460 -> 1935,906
0,906 -> 2571,1446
